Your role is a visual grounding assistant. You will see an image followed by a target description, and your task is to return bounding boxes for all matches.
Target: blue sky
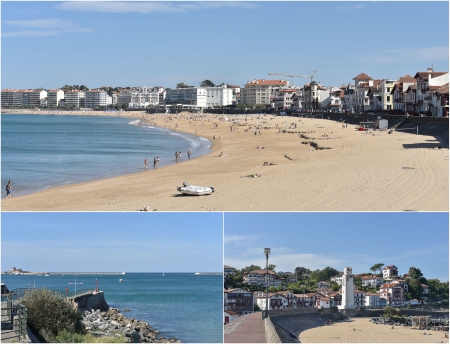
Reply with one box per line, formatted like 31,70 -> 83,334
2,1 -> 448,90
1,212 -> 223,273
224,212 -> 449,282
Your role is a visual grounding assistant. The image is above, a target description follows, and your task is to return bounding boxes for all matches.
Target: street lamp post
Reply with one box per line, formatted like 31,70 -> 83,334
264,248 -> 271,319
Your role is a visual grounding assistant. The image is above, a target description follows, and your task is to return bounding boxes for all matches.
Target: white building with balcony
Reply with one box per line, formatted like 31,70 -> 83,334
205,85 -> 233,107
361,275 -> 384,288
21,89 -> 47,107
85,90 -> 110,108
64,90 -> 85,108
414,68 -> 449,116
47,89 -> 64,107
241,79 -> 289,106
243,270 -> 281,287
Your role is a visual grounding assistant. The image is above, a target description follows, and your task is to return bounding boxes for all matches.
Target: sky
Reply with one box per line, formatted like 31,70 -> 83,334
1,212 -> 223,273
224,212 -> 449,282
1,1 -> 448,90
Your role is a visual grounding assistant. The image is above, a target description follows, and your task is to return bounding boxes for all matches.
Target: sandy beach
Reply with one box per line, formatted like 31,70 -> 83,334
300,318 -> 449,343
2,109 -> 448,211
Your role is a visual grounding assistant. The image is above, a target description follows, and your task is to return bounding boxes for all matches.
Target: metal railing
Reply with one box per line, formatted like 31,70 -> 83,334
2,288 -> 28,342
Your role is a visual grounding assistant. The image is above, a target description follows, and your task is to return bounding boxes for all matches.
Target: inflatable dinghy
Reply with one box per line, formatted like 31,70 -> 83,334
177,182 -> 214,196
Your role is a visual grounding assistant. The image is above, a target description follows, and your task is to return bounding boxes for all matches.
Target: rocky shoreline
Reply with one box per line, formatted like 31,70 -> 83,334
82,307 -> 181,343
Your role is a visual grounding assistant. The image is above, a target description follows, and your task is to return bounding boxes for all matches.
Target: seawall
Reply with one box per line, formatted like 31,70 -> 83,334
72,291 -> 109,312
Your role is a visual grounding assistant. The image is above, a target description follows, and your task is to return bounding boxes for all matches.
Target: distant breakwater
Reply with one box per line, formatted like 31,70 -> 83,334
74,291 -> 181,343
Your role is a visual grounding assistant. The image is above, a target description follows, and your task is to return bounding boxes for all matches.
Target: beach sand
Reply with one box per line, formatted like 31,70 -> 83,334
2,109 -> 448,211
300,318 -> 449,343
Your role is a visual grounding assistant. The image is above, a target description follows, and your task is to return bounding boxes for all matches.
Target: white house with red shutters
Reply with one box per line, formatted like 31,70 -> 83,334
379,283 -> 406,306
256,293 -> 288,310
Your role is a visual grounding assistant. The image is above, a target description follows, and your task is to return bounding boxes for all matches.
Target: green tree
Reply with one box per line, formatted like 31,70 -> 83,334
176,82 -> 190,88
370,263 -> 384,276
407,267 -> 425,300
200,80 -> 215,87
21,288 -> 83,337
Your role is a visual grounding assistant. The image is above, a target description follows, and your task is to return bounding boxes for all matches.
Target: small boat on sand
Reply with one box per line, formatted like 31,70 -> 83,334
177,182 -> 214,196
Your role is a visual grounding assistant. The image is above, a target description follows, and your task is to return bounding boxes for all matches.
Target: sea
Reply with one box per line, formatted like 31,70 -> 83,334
1,114 -> 212,197
1,273 -> 223,343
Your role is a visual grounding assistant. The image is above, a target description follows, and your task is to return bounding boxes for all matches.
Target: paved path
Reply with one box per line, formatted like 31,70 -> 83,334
225,312 -> 266,343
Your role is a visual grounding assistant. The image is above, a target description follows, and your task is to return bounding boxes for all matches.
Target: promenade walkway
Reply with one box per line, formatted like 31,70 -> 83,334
224,312 -> 266,343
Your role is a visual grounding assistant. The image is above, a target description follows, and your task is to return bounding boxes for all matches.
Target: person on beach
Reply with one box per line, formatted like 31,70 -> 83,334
179,152 -> 182,160
5,180 -> 12,198
153,157 -> 157,168
144,158 -> 148,166
187,150 -> 191,159
130,327 -> 142,343
156,157 -> 160,166
175,151 -> 178,161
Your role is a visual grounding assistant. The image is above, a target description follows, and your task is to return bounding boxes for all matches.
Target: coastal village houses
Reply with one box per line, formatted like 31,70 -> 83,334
2,67 -> 448,116
224,288 -> 254,316
243,270 -> 282,287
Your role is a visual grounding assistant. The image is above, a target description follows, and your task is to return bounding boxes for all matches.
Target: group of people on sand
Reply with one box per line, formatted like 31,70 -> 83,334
263,162 -> 277,166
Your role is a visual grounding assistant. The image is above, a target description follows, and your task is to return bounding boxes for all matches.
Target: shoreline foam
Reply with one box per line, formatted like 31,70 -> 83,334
2,110 -> 448,211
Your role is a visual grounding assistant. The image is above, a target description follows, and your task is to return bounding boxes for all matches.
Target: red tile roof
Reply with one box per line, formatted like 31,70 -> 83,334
353,73 -> 373,81
414,72 -> 447,80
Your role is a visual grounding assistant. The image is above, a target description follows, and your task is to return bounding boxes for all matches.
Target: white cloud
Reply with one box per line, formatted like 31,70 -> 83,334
54,1 -> 255,14
2,19 -> 92,38
2,30 -> 59,38
224,234 -> 261,244
358,46 -> 449,64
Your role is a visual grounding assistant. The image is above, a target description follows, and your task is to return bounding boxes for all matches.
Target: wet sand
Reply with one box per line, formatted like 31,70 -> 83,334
300,318 -> 449,343
2,110 -> 448,211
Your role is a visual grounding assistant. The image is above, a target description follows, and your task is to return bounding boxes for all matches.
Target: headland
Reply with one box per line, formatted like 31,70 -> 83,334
2,109 -> 448,211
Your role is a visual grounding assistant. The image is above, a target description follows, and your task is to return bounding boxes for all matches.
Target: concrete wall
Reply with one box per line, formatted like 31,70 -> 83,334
268,307 -> 317,318
264,317 -> 282,343
72,291 -> 109,311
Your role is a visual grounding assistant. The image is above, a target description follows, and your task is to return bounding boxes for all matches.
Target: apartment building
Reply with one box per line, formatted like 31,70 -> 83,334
205,86 -> 233,107
22,89 -> 47,107
1,89 -> 23,107
85,90 -> 110,108
64,90 -> 85,108
47,89 -> 64,107
165,88 -> 207,107
241,79 -> 288,105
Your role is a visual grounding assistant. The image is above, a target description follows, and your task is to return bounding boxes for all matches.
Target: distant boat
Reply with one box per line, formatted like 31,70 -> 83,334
69,282 -> 83,284
44,273 -> 50,277
163,273 -> 164,277
195,273 -> 201,275
121,272 -> 126,275
119,279 -> 123,282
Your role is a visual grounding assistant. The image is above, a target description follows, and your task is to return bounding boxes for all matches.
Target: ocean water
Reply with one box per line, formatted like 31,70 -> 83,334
1,114 -> 212,197
1,273 -> 223,343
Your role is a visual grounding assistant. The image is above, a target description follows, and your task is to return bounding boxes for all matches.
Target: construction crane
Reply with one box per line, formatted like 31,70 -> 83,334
268,71 -> 317,85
